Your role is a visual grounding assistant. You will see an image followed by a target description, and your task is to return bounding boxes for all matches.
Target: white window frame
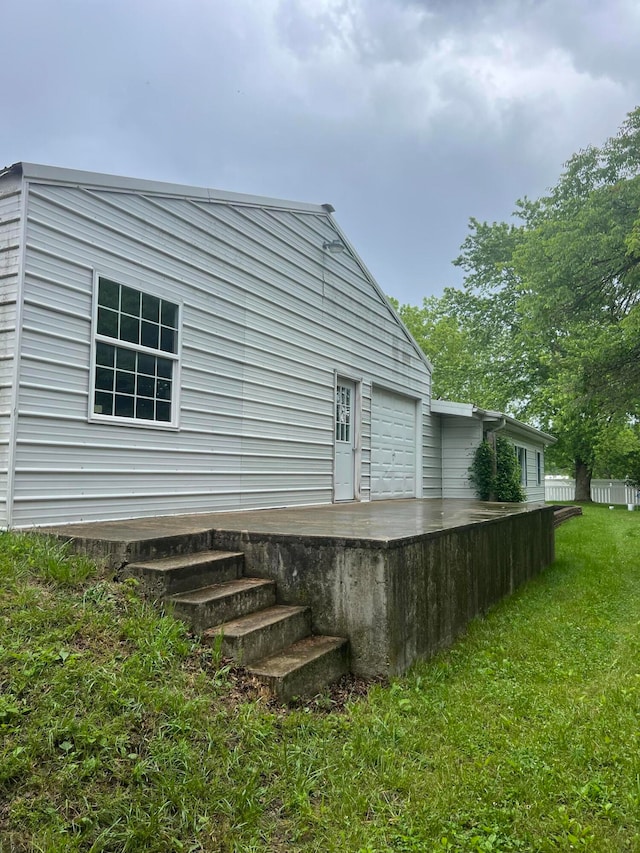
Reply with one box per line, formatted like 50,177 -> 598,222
89,271 -> 181,429
515,445 -> 527,487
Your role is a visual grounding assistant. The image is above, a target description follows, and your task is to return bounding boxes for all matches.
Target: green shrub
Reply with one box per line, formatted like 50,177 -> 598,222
469,436 -> 525,502
469,439 -> 495,501
494,435 -> 526,502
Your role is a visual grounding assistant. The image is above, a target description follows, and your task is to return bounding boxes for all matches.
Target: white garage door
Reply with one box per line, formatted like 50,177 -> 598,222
371,388 -> 417,499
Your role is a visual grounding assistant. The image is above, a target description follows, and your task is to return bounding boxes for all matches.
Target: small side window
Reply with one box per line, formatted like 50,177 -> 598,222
515,445 -> 527,487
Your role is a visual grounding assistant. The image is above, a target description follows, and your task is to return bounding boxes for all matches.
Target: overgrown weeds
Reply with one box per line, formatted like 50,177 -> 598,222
1,508 -> 639,851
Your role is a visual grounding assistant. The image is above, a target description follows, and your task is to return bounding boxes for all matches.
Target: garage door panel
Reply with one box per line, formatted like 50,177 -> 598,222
371,388 -> 417,499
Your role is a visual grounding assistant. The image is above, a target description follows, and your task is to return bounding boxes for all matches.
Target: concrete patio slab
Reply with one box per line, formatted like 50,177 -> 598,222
43,499 -> 556,678
42,498 -> 543,546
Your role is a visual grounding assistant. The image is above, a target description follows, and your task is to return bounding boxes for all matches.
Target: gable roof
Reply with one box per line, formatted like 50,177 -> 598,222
1,161 -> 327,214
2,161 -> 432,374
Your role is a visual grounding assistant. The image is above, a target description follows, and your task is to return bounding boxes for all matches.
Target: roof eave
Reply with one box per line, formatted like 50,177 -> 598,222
474,406 -> 557,445
433,400 -> 556,445
10,162 -> 328,215
0,162 -> 23,181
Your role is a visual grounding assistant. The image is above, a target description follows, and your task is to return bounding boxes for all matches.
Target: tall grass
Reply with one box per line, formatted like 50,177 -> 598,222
1,507 -> 639,851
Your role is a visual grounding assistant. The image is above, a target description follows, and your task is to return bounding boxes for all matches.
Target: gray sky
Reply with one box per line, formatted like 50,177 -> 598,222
4,0 -> 640,304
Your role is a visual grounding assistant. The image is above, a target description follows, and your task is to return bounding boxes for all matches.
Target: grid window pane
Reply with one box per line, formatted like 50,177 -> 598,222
136,398 -> 155,420
156,401 -> 171,422
157,378 -> 172,400
116,348 -> 136,371
161,301 -> 178,328
157,359 -> 172,379
98,279 -> 119,309
95,278 -> 178,424
142,293 -> 160,322
141,321 -> 159,349
115,394 -> 135,418
116,371 -> 135,395
96,342 -> 115,367
97,307 -> 118,338
120,315 -> 139,344
138,353 -> 155,376
137,375 -> 155,398
95,366 -> 114,391
160,327 -> 176,354
96,278 -> 178,351
94,391 -> 113,415
93,345 -> 175,424
121,286 -> 141,317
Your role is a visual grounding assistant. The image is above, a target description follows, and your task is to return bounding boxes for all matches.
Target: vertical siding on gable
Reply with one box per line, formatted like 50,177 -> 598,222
0,178 -> 23,526
13,182 -> 433,525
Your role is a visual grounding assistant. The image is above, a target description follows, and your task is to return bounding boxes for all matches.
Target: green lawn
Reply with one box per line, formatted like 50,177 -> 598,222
2,505 -> 639,852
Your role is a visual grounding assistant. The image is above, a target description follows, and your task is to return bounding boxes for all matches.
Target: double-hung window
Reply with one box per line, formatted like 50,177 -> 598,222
515,445 -> 527,487
91,276 -> 179,426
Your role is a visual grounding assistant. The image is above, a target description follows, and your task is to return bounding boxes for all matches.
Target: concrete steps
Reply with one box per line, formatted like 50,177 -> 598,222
125,549 -> 244,596
126,547 -> 349,700
247,635 -> 349,702
202,604 -> 311,665
168,577 -> 276,633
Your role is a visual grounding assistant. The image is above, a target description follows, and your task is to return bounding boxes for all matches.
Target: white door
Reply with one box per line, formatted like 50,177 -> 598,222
371,388 -> 417,499
334,379 -> 355,501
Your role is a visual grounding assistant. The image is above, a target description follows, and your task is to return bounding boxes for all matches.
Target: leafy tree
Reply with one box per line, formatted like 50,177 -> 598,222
391,288 -> 530,414
391,293 -> 494,405
449,106 -> 640,500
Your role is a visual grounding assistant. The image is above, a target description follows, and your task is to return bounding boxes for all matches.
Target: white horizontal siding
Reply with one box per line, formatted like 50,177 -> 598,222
18,442 -> 330,471
15,486 -> 333,526
423,403 -> 441,498
505,430 -> 546,502
13,179 -> 432,525
438,416 -> 547,503
440,416 -> 481,499
0,183 -> 22,527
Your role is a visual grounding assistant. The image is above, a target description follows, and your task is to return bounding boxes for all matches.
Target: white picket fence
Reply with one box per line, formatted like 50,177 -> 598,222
545,477 -> 640,506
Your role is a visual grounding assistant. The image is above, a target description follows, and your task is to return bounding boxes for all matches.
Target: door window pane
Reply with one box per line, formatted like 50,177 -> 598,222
336,385 -> 352,443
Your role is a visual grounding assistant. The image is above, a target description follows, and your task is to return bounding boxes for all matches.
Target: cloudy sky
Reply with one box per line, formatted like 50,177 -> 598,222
4,0 -> 640,304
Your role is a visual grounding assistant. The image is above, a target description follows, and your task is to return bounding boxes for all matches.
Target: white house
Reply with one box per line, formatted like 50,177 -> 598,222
432,400 -> 555,503
0,163 -> 552,527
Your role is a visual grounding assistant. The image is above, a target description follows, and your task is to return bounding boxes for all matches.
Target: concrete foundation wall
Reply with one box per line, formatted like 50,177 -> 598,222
212,505 -> 555,676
